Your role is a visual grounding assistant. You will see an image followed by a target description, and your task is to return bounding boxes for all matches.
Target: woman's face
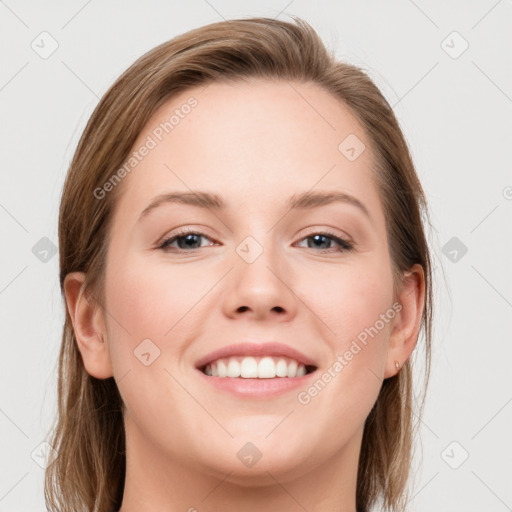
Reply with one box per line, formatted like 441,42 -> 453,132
95,79 -> 415,482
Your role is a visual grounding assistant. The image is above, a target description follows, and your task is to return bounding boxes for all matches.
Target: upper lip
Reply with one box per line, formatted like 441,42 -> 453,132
194,341 -> 318,370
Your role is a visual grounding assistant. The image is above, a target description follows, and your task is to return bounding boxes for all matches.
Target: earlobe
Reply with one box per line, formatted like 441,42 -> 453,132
63,272 -> 114,379
384,264 -> 425,379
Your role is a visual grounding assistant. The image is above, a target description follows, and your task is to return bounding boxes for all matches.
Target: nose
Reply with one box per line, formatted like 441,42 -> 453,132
221,236 -> 298,322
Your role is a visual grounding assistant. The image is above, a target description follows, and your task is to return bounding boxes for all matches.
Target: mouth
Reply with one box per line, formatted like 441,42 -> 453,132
194,342 -> 319,398
198,356 -> 318,379
194,341 -> 319,379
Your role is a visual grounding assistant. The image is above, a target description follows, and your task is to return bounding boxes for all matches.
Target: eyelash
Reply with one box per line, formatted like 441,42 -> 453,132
157,229 -> 354,253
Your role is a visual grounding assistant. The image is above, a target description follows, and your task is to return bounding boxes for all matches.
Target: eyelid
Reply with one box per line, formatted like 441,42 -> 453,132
296,225 -> 354,244
294,229 -> 355,251
157,225 -> 217,246
157,236 -> 211,254
157,226 -> 355,253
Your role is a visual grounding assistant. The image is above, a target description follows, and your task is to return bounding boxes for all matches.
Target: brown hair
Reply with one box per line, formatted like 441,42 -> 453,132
45,15 -> 434,512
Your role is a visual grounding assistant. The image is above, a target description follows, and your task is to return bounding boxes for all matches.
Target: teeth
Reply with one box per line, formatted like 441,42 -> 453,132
203,356 -> 311,378
227,358 -> 241,378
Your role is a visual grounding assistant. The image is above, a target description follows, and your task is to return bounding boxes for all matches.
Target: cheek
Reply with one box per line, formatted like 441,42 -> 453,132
105,255 -> 211,337
296,266 -> 393,453
103,252 -> 220,378
315,259 -> 394,342
102,256 -> 207,423
300,269 -> 393,429
307,258 -> 394,413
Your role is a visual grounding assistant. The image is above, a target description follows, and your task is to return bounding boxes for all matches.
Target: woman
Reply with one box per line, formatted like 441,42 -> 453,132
45,16 -> 434,512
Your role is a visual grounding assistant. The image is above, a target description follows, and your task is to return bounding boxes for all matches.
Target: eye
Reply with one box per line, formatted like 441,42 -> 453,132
157,229 -> 354,253
158,230 -> 216,251
295,231 -> 354,253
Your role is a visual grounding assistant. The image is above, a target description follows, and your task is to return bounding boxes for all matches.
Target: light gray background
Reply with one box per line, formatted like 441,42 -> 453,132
1,1 -> 511,511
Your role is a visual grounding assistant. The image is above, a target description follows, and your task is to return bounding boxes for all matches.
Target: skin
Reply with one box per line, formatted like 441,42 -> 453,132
64,79 -> 425,512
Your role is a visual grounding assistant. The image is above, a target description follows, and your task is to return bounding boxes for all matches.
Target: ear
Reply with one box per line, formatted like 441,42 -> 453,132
63,271 -> 114,379
384,263 -> 425,379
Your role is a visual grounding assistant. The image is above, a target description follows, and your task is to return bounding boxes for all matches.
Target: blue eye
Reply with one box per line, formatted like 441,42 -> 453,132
295,232 -> 354,252
158,229 -> 354,253
158,231 -> 214,251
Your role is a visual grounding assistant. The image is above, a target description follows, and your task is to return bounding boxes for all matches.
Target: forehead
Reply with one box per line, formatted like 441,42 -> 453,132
113,79 -> 383,224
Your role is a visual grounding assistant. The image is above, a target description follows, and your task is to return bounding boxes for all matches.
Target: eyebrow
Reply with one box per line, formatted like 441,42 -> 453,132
138,190 -> 372,222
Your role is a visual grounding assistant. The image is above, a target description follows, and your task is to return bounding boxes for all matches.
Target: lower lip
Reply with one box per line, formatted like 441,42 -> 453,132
196,369 -> 318,398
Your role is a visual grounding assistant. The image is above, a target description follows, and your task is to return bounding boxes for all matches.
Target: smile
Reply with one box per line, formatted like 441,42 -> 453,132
202,355 -> 316,378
